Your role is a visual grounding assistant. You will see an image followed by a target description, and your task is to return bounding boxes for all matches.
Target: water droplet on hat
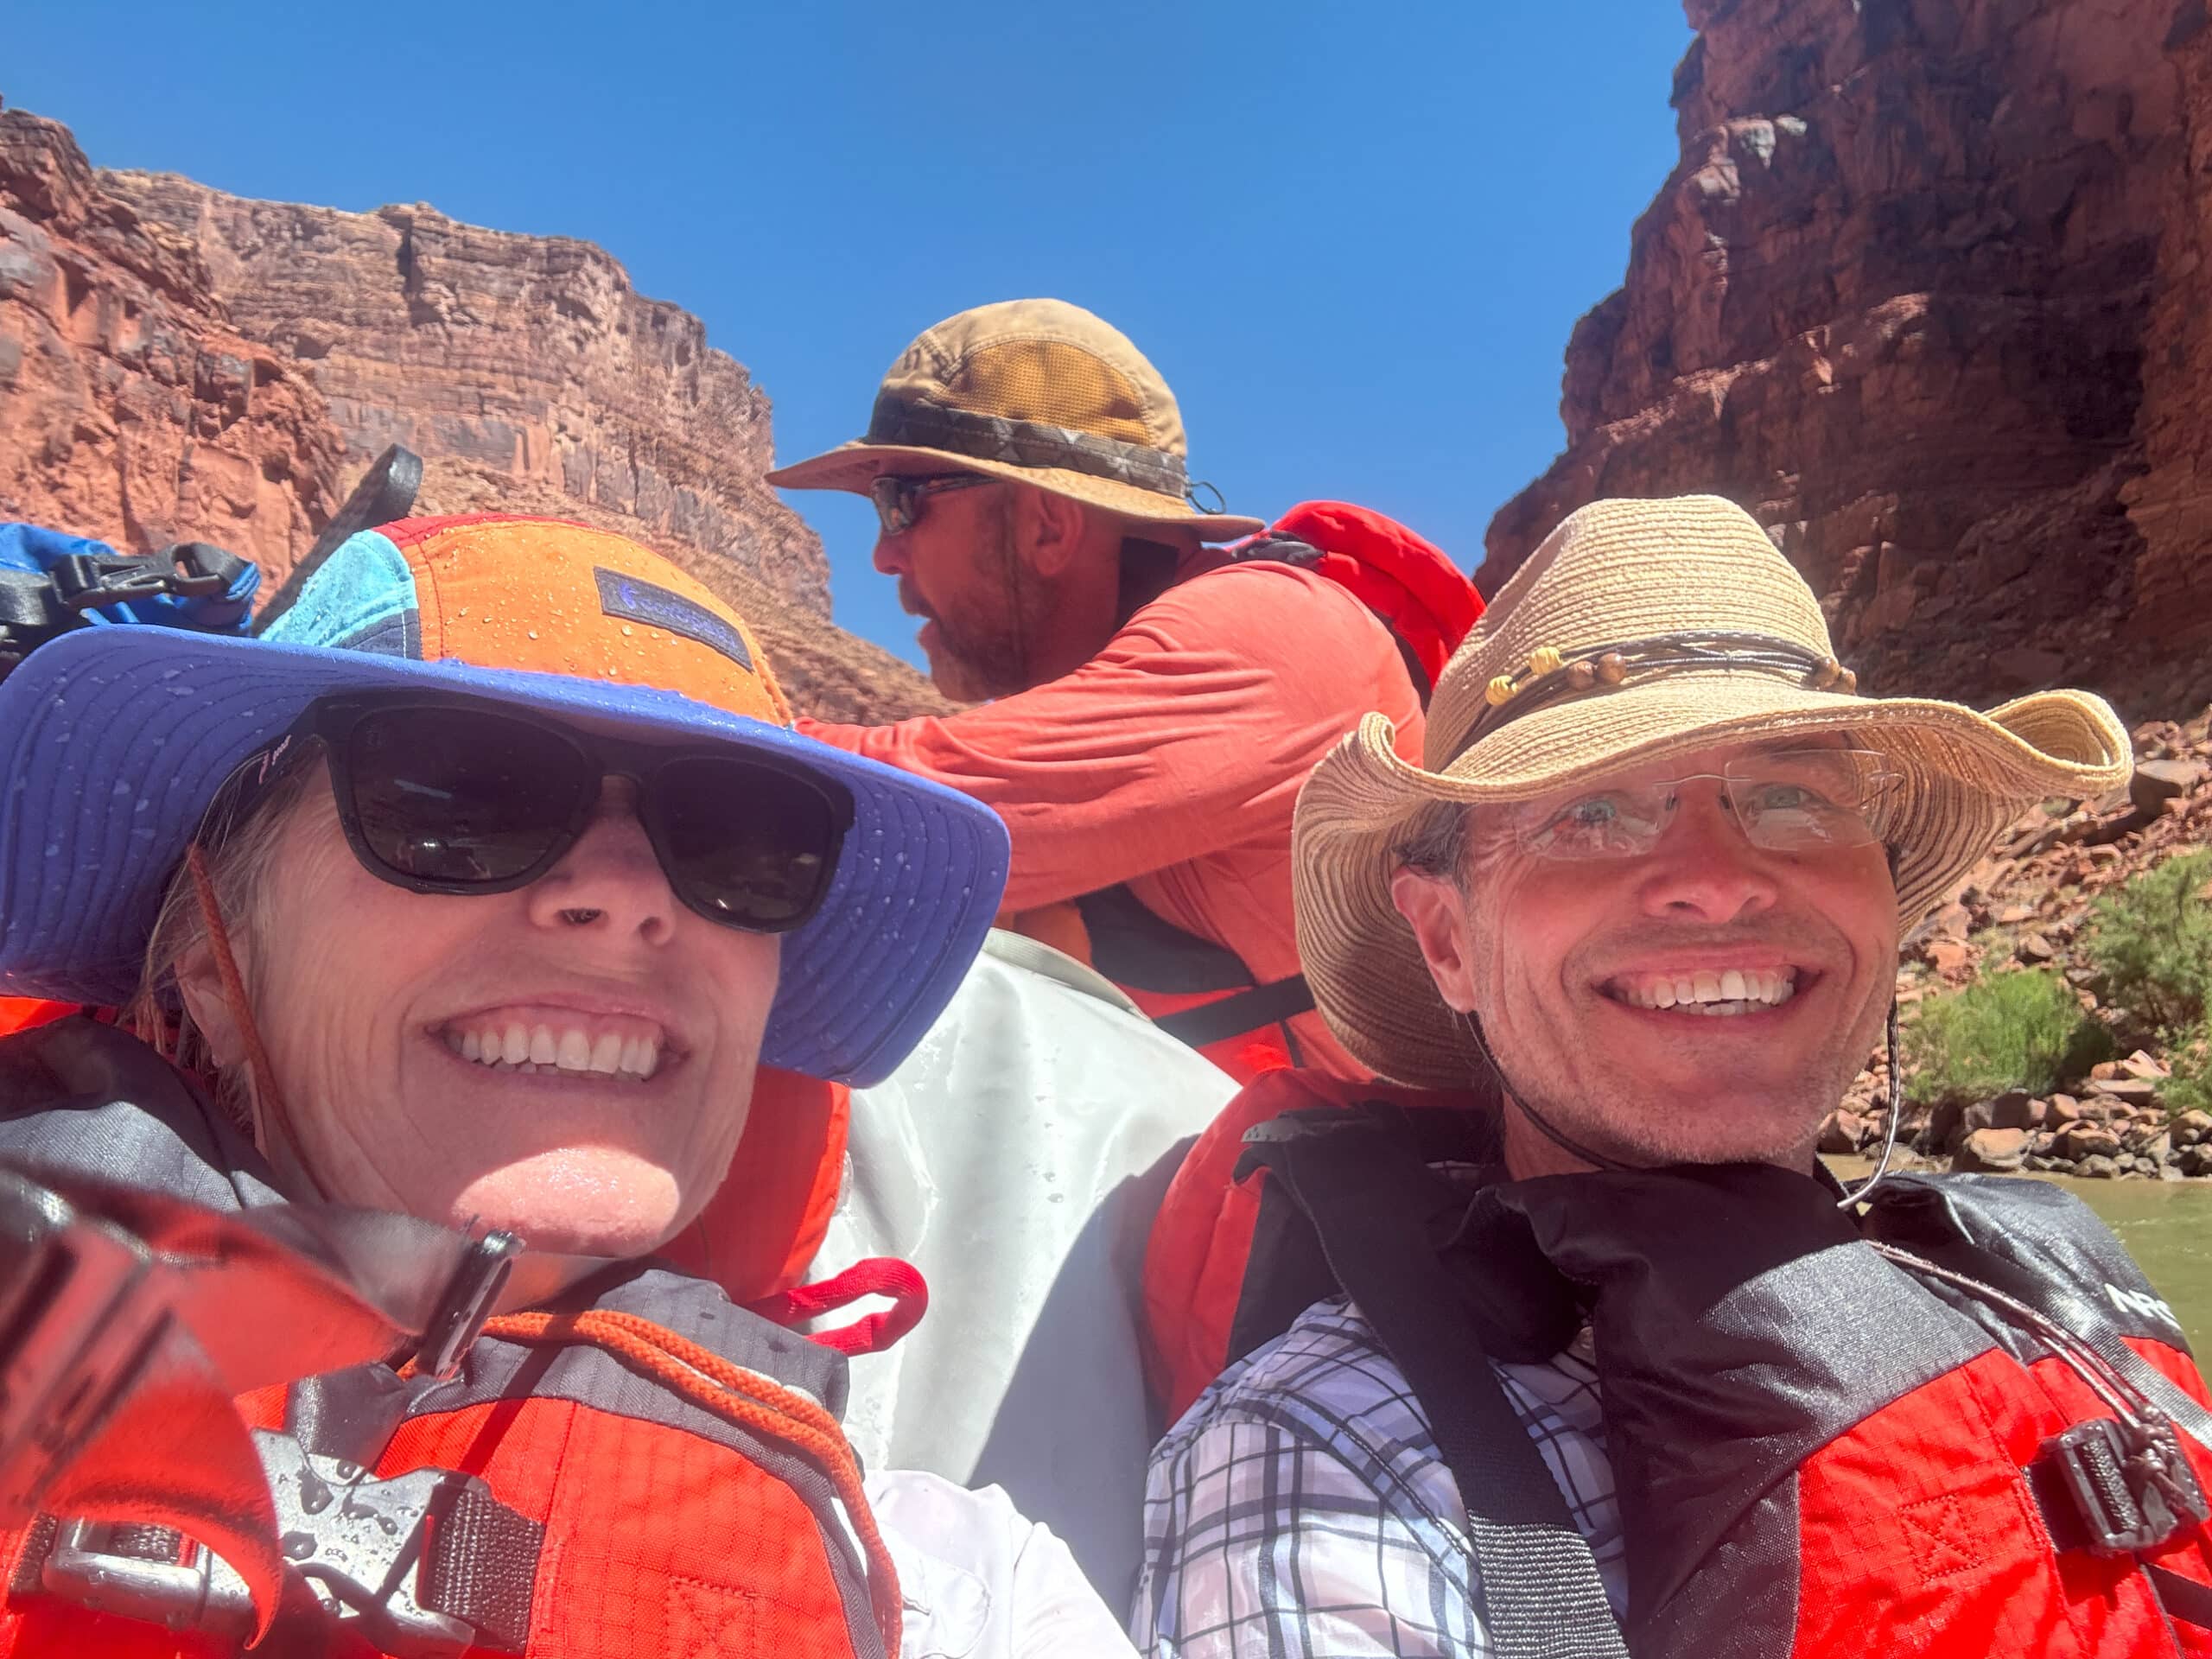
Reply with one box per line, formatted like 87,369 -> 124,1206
111,781 -> 131,798
528,630 -> 539,640
620,625 -> 633,637
42,844 -> 58,858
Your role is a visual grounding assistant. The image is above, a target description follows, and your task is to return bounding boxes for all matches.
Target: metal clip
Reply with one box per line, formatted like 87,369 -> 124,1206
416,1230 -> 521,1379
41,1433 -> 534,1658
257,1430 -> 510,1658
2040,1416 -> 2212,1554
41,1519 -> 254,1638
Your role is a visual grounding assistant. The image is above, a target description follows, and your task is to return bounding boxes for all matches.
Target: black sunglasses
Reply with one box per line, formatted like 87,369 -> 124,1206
211,694 -> 854,934
868,473 -> 993,537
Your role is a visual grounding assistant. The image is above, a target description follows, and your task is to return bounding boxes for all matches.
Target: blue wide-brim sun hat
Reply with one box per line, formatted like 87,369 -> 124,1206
0,517 -> 1009,1088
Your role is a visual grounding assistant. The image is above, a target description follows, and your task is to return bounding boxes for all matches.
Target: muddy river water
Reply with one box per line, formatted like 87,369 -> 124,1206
1828,1160 -> 2212,1350
2041,1174 -> 2212,1349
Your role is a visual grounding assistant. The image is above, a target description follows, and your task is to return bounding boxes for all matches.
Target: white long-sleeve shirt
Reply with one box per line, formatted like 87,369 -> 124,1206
870,1470 -> 1139,1657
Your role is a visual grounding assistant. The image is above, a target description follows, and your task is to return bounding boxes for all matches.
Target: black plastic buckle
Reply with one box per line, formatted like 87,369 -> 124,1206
416,1230 -> 521,1380
166,543 -> 245,596
2038,1416 -> 2212,1554
51,550 -> 229,613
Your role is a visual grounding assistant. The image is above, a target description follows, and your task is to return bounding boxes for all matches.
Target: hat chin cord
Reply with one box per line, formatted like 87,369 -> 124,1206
184,842 -> 295,1165
1453,1007 -> 1635,1174
1453,1001 -> 1905,1211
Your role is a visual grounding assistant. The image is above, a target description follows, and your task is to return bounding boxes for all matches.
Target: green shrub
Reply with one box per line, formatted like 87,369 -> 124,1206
2164,1025 -> 2212,1118
2083,849 -> 2212,1034
1905,968 -> 2114,1105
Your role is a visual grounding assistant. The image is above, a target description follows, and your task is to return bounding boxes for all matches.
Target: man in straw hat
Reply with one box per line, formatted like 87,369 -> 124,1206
772,298 -> 1452,1081
1135,496 -> 2212,1657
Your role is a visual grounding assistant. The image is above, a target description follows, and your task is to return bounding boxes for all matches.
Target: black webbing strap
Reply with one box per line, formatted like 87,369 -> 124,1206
254,443 -> 423,633
1154,975 -> 1317,1047
1074,883 -> 1253,995
422,1481 -> 543,1652
1243,1119 -> 1628,1658
2149,1562 -> 2212,1630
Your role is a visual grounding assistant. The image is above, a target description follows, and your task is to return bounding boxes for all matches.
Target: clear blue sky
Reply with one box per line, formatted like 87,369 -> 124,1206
12,2 -> 1694,670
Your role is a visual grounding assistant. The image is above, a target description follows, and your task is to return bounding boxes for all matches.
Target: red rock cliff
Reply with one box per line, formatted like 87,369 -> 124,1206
0,108 -> 944,722
0,111 -> 342,574
104,172 -> 833,619
1489,0 -> 2208,717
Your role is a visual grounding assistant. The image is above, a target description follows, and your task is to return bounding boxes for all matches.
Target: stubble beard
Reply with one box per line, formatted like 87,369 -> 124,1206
919,508 -> 1045,702
1485,996 -> 1878,1173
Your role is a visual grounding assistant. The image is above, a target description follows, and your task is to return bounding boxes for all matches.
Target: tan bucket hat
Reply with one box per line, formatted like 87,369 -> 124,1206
1293,493 -> 2133,1088
766,298 -> 1266,538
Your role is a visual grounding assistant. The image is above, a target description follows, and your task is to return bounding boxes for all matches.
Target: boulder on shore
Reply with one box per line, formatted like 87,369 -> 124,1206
1955,1127 -> 2032,1173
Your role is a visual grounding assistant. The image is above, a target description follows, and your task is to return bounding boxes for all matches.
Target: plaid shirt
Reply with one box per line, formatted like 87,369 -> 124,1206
1132,1297 -> 1624,1658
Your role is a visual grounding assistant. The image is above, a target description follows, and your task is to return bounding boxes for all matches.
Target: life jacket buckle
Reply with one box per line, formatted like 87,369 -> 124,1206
2040,1416 -> 2212,1555
41,1431 -> 537,1657
40,1517 -> 255,1637
253,1429 -> 536,1656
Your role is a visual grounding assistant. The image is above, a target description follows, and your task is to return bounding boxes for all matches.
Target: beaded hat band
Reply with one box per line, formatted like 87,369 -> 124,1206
1452,630 -> 1859,760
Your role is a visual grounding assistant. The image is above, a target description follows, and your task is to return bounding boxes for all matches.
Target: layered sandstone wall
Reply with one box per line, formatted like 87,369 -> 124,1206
0,107 -> 944,722
104,172 -> 834,618
1489,0 -> 2205,716
0,111 -> 343,579
2120,4 -> 2212,660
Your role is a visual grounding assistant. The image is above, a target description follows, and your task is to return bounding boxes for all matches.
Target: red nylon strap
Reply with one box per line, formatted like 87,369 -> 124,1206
747,1257 -> 929,1357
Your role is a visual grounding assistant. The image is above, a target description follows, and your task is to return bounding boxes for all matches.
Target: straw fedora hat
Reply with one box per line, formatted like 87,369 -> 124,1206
1293,493 -> 2133,1088
766,298 -> 1266,538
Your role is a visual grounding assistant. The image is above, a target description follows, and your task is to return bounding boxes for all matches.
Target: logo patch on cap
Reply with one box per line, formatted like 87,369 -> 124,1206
594,569 -> 754,672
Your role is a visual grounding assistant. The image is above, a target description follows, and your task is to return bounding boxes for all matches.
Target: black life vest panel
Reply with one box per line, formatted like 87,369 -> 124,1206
1232,1103 -> 2212,1658
1071,882 -> 1317,1079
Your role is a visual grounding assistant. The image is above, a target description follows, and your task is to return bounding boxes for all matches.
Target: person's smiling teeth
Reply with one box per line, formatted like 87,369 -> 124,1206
445,1021 -> 662,1080
1609,967 -> 1799,1016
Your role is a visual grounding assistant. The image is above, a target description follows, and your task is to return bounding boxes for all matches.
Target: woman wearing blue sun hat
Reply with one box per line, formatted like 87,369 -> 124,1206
0,514 -> 1135,1657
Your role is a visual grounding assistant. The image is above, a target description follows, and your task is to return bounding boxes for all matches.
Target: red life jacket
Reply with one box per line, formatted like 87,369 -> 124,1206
1141,1067 -> 1490,1414
1156,1072 -> 2212,1656
0,1281 -> 901,1659
0,1001 -> 72,1040
0,1018 -> 904,1658
1067,505 -> 1484,1084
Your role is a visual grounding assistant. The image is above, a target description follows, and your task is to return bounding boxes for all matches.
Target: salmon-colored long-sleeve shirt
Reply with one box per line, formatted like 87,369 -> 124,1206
798,557 -> 1426,1079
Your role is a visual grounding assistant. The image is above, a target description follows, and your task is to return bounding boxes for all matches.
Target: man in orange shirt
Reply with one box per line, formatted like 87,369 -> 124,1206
772,299 -> 1466,1081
